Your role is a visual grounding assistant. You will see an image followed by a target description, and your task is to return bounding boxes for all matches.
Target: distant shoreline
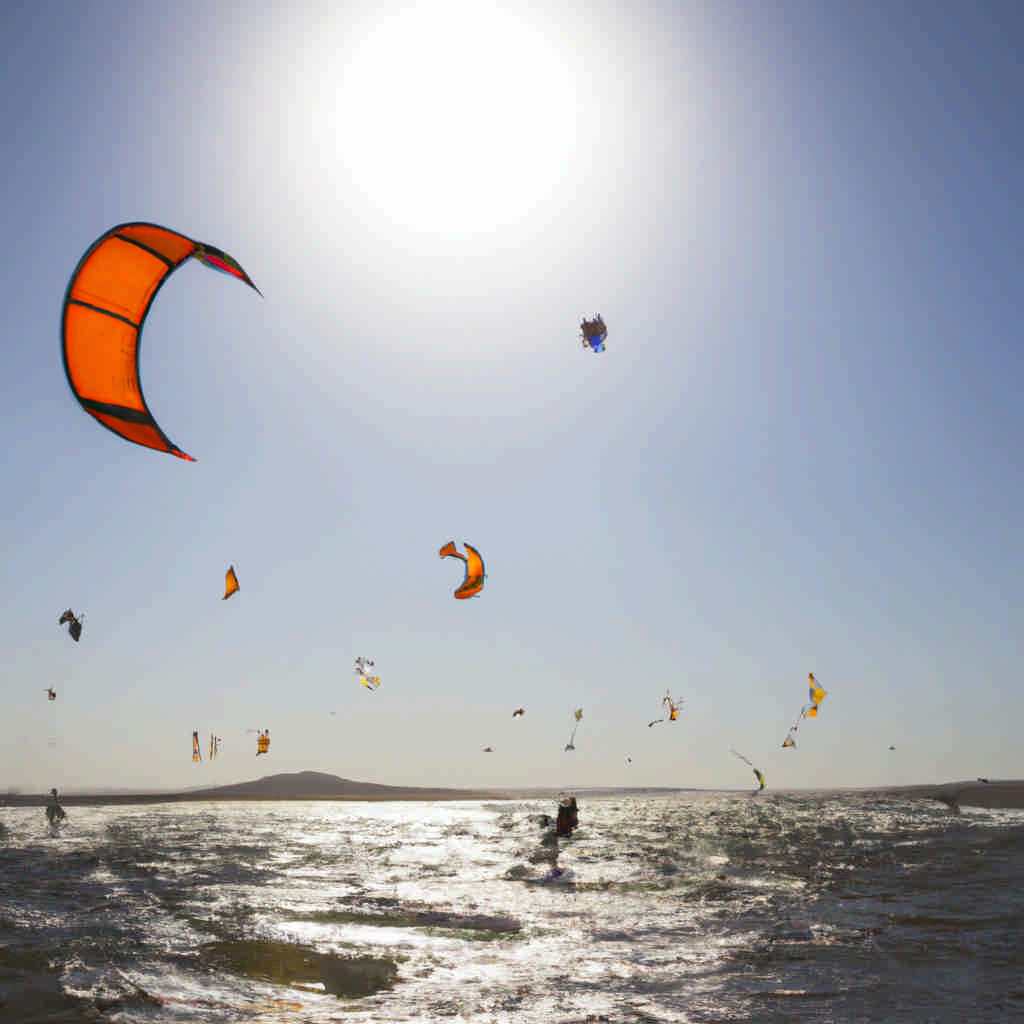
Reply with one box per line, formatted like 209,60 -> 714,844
0,770 -> 506,807
3,773 -> 1023,810
858,780 -> 1024,811
0,791 -> 506,807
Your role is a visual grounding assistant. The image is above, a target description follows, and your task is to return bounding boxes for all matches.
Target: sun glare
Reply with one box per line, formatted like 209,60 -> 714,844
322,3 -> 582,235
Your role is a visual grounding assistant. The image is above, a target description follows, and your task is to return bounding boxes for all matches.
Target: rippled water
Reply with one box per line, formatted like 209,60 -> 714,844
1,793 -> 1022,1022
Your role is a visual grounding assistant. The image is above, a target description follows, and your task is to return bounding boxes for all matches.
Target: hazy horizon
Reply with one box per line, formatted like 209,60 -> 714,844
7,767 -> 1016,801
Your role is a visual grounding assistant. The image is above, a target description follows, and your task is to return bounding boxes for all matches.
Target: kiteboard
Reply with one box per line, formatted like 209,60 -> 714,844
540,867 -> 576,885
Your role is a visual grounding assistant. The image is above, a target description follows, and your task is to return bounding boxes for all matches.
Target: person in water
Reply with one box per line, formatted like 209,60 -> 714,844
555,796 -> 579,837
46,788 -> 66,824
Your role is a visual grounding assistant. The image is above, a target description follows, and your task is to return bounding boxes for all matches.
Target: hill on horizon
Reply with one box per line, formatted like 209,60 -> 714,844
0,770 -> 506,806
184,770 -> 502,801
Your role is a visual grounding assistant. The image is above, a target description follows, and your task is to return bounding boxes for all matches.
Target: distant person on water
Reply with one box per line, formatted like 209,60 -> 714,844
46,788 -> 66,825
555,796 -> 578,837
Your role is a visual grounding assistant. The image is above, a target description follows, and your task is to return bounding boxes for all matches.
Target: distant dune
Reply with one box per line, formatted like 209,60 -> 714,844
0,771 -> 507,807
183,771 -> 504,802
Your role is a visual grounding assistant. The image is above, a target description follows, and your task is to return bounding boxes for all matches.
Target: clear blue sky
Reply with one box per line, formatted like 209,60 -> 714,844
2,0 -> 1022,793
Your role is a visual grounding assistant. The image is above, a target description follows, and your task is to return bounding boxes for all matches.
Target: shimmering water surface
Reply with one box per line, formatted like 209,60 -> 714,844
1,793 -> 1022,1022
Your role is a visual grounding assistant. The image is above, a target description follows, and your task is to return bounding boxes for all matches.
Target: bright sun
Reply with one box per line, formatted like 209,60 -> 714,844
325,2 -> 581,235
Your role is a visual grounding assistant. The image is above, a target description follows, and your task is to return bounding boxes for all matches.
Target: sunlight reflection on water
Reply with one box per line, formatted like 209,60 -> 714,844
1,794 -> 1023,1021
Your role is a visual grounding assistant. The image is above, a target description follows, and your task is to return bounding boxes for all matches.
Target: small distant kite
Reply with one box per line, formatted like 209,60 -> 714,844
209,734 -> 221,760
580,315 -> 607,353
439,541 -> 485,599
44,688 -> 56,701
61,222 -> 260,461
256,729 -> 270,755
192,730 -> 202,762
649,690 -> 683,726
58,609 -> 83,642
625,755 -> 632,765
223,566 -> 240,600
482,746 -> 494,753
731,749 -> 766,792
782,673 -> 827,748
354,657 -> 380,691
564,708 -> 583,751
512,708 -> 525,717
806,674 -> 827,714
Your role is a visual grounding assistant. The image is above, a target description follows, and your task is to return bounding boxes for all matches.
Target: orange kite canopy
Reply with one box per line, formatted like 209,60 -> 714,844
61,222 -> 260,461
439,540 -> 485,599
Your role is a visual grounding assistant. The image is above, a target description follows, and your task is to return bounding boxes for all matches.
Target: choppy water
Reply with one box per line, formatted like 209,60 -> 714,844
1,793 -> 1023,1023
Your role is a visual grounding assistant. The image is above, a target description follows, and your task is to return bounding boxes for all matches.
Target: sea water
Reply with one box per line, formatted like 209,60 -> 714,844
1,792 -> 1022,1022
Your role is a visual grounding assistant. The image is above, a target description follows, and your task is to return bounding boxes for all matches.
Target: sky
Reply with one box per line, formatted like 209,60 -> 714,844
2,0 -> 1023,794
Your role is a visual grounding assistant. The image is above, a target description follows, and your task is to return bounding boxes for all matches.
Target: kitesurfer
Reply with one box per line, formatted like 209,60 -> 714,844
555,796 -> 578,837
46,788 -> 66,825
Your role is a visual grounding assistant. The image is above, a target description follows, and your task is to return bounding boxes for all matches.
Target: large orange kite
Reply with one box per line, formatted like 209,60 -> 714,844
61,222 -> 260,461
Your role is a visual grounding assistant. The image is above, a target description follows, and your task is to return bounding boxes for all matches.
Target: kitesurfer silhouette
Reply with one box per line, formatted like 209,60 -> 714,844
46,788 -> 66,825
